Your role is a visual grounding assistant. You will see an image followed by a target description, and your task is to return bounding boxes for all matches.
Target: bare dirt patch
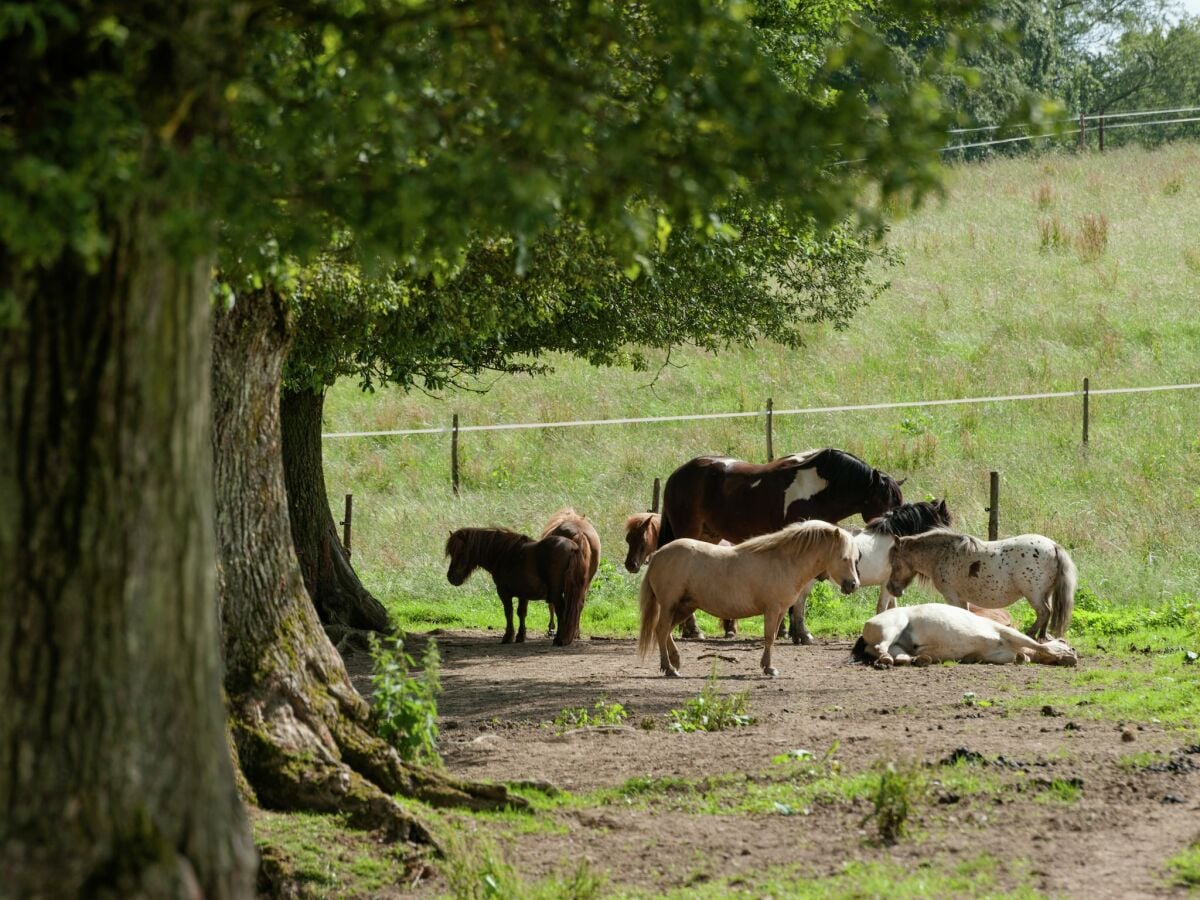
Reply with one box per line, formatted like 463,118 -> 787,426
345,631 -> 1200,897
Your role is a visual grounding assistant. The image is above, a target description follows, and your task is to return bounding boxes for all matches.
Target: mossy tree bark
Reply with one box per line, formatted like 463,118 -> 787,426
213,291 -> 520,843
280,387 -> 391,632
0,212 -> 257,897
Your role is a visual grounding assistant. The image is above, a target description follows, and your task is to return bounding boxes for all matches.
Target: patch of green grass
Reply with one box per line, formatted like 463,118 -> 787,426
666,666 -> 754,733
645,855 -> 1043,899
1168,837 -> 1200,889
1034,778 -> 1083,804
438,828 -> 606,899
552,698 -> 628,731
1010,654 -> 1200,726
251,810 -> 415,895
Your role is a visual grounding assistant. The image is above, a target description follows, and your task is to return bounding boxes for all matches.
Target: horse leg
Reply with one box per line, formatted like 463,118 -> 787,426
876,585 -> 897,615
761,607 -> 784,676
1028,594 -> 1051,641
499,594 -> 515,644
516,597 -> 529,643
657,608 -> 681,677
789,581 -> 816,646
679,614 -> 705,640
861,618 -> 904,669
723,618 -> 738,639
546,602 -> 557,638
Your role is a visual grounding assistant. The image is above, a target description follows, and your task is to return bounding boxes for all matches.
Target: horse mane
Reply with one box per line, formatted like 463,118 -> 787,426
904,527 -> 985,553
445,527 -> 532,563
543,507 -> 583,531
625,511 -> 660,540
740,521 -> 843,556
865,500 -> 952,537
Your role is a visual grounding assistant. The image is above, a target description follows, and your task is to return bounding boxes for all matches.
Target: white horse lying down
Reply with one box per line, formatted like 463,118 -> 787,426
852,604 -> 1078,668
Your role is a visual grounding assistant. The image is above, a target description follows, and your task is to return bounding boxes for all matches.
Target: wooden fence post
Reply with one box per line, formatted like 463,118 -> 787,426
451,413 -> 460,495
342,493 -> 353,558
987,471 -> 1000,541
1077,109 -> 1086,151
1098,111 -> 1105,152
651,477 -> 661,513
1082,377 -> 1090,446
765,397 -> 774,462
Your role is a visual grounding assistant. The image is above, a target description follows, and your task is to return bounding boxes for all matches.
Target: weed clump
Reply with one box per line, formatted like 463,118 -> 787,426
862,761 -> 925,845
667,666 -> 754,733
552,698 -> 627,731
369,634 -> 442,765
1075,213 -> 1109,261
1038,215 -> 1071,251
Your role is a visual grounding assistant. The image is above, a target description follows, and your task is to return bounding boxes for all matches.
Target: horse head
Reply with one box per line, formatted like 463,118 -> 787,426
884,539 -> 918,598
863,471 -> 905,523
623,512 -> 660,573
444,530 -> 476,586
825,526 -> 860,596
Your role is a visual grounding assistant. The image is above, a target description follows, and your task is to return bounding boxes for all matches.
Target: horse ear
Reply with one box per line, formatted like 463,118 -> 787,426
896,477 -> 908,487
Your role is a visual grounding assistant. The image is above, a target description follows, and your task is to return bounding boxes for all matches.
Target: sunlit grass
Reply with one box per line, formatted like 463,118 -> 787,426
322,142 -> 1200,634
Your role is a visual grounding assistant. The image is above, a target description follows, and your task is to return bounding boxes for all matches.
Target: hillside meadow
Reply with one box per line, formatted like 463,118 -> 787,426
323,141 -> 1200,639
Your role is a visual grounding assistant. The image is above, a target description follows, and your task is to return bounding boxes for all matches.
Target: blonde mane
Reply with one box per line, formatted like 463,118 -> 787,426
905,528 -> 986,553
739,521 -> 845,556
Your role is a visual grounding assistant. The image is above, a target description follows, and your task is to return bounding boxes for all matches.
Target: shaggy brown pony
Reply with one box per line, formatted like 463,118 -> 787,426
540,508 -> 601,641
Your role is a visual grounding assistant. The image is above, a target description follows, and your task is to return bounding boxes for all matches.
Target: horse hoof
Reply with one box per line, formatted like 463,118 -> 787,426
664,668 -> 680,678
873,657 -> 893,670
913,655 -> 934,667
800,632 -> 815,646
724,630 -> 736,639
763,666 -> 778,677
501,634 -> 514,645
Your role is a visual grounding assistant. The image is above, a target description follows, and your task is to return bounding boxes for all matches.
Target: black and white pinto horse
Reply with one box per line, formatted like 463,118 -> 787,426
784,499 -> 952,645
658,448 -> 905,637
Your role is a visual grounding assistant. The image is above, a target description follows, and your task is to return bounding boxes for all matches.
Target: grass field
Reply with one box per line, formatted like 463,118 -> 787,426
323,142 -> 1200,639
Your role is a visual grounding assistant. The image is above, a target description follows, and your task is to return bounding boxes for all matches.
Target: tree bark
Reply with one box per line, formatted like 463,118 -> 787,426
280,387 -> 391,632
0,212 -> 257,897
213,291 -> 521,846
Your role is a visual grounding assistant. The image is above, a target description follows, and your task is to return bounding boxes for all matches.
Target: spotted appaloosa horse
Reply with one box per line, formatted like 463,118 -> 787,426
886,529 -> 1077,640
658,448 -> 905,636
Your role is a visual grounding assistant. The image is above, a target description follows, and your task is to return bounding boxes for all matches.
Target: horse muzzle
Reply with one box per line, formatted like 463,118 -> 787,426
885,581 -> 904,598
623,556 -> 641,574
840,578 -> 859,596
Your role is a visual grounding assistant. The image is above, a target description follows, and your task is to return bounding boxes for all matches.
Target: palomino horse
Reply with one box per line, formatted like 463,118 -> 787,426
445,527 -> 587,646
886,529 -> 1077,640
541,508 -> 601,638
784,499 -> 953,645
638,521 -> 859,677
852,604 -> 1078,667
658,448 -> 904,637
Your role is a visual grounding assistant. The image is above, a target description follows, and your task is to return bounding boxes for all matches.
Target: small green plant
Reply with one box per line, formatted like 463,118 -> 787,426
1168,838 -> 1200,888
369,634 -> 442,765
1163,174 -> 1183,196
552,698 -> 628,731
1038,777 -> 1083,804
439,830 -> 521,899
862,761 -> 924,845
667,665 -> 754,733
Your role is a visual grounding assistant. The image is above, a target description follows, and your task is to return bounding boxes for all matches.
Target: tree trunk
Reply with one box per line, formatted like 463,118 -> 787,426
0,212 -> 257,897
213,291 -> 521,847
280,387 -> 391,632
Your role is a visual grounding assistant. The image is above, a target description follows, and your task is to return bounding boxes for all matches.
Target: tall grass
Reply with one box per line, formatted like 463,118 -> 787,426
323,143 -> 1200,632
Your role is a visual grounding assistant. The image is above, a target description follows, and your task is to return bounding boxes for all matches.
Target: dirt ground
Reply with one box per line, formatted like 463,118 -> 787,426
345,630 -> 1199,898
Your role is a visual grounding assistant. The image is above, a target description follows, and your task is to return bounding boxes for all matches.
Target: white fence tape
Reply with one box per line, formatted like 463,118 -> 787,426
322,382 -> 1200,439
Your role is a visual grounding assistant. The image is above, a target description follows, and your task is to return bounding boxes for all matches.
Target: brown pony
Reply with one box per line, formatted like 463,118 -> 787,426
638,521 -> 860,677
623,512 -> 662,573
659,449 -> 904,637
445,527 -> 587,646
540,508 -> 601,637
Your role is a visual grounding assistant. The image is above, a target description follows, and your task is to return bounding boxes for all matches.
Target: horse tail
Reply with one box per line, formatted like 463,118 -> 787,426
1049,544 -> 1077,638
559,546 -> 589,645
637,570 -> 660,660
